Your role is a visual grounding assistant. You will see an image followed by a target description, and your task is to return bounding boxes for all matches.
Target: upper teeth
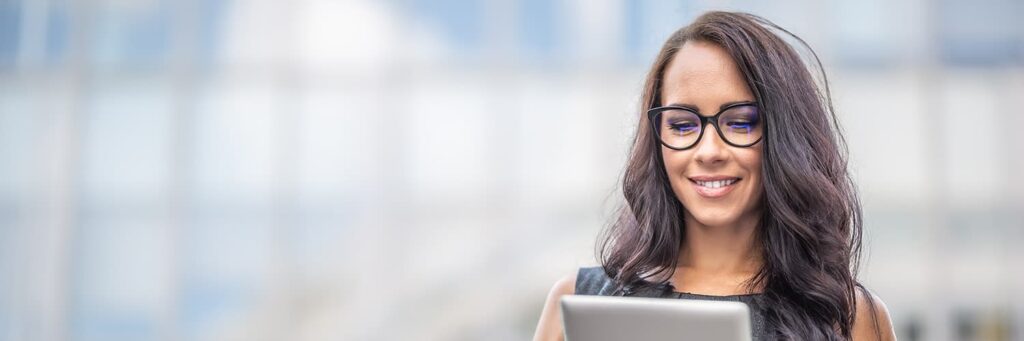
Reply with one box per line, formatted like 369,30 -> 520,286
695,179 -> 738,188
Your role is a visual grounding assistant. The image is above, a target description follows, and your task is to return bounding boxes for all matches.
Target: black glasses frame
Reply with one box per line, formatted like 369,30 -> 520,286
647,102 -> 764,151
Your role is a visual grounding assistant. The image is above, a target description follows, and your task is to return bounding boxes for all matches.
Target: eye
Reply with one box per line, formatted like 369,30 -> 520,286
721,105 -> 760,133
670,121 -> 699,132
725,121 -> 753,130
657,108 -> 701,136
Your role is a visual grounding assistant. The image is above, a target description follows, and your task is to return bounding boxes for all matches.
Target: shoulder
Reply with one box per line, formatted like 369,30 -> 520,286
852,285 -> 897,341
550,272 -> 577,297
532,272 -> 578,341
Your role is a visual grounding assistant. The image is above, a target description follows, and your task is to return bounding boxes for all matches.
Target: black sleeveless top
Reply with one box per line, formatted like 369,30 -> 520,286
574,266 -> 772,340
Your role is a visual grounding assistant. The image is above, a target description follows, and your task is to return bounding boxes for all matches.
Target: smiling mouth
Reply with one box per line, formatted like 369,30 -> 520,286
688,177 -> 741,198
692,179 -> 739,188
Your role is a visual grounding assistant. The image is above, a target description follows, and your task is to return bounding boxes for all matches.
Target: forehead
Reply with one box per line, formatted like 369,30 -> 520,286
660,40 -> 754,111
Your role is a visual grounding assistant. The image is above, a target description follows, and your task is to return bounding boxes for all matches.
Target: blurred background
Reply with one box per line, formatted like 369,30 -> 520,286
0,0 -> 1022,340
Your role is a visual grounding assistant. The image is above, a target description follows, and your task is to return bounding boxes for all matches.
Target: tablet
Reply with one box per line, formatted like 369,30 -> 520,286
560,295 -> 752,341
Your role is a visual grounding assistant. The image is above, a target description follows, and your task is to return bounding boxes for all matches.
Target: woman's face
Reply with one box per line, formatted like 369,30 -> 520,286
659,41 -> 763,228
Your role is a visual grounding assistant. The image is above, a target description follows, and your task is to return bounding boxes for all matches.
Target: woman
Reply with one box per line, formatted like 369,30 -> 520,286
534,11 -> 896,341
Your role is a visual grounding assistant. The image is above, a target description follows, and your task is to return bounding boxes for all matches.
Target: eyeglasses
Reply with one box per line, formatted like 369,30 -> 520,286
647,102 -> 763,150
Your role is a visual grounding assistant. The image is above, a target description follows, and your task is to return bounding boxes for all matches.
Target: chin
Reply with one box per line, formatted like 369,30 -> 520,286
686,207 -> 740,227
691,214 -> 735,228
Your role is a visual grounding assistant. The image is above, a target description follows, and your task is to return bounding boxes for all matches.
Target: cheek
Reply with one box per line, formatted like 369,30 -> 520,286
660,147 -> 690,178
660,148 -> 694,202
739,149 -> 764,199
738,144 -> 763,168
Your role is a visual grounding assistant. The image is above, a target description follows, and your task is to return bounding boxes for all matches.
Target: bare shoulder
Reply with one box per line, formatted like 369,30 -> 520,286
852,286 -> 897,341
532,272 -> 577,341
550,272 -> 577,297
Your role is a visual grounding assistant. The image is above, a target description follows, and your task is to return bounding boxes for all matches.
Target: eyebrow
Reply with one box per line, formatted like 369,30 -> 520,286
664,100 -> 756,112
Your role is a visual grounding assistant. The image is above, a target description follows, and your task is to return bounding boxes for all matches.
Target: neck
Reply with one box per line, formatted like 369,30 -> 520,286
677,211 -> 763,275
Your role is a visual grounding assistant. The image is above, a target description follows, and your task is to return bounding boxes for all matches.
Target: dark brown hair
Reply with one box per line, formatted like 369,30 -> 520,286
598,11 -> 875,339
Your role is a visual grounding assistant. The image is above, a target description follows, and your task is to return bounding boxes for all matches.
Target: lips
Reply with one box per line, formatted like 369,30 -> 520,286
688,176 -> 741,198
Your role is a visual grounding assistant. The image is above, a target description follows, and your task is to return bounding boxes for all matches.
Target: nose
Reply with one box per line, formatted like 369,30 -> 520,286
693,122 -> 728,165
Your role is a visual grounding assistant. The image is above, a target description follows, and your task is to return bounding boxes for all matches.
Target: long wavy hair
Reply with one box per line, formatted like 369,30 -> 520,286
597,11 -> 874,340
